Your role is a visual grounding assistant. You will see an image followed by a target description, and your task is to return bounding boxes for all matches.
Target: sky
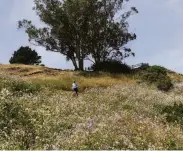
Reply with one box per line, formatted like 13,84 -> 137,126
0,0 -> 183,72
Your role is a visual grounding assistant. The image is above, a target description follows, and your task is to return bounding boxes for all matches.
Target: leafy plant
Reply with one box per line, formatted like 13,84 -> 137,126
157,76 -> 173,92
91,60 -> 132,73
142,65 -> 173,91
143,65 -> 167,83
18,0 -> 138,70
9,46 -> 41,65
161,102 -> 183,124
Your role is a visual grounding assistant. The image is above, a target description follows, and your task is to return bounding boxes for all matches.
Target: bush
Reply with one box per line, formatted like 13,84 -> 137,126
157,76 -> 173,92
155,102 -> 183,124
40,64 -> 45,67
147,65 -> 167,74
143,65 -> 167,83
91,60 -> 131,73
142,65 -> 173,92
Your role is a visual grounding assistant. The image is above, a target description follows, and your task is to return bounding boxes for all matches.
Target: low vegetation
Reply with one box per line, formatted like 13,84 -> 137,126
142,65 -> 173,91
91,60 -> 132,74
0,64 -> 183,149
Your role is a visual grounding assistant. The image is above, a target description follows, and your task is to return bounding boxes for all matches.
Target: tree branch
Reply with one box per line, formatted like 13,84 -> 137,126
84,57 -> 95,64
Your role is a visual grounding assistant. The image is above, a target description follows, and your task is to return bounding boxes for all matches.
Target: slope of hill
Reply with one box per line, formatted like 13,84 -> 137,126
0,64 -> 136,92
0,64 -> 183,149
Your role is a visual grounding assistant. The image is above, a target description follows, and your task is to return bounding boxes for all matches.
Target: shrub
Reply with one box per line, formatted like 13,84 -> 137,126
91,60 -> 131,73
40,64 -> 45,67
142,65 -> 173,91
157,76 -> 173,92
155,102 -> 183,124
143,65 -> 167,83
147,65 -> 167,74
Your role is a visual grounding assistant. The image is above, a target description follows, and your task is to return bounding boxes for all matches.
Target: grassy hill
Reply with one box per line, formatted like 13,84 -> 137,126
1,64 -> 183,149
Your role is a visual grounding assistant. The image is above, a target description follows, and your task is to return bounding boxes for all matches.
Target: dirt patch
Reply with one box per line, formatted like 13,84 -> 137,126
7,67 -> 22,71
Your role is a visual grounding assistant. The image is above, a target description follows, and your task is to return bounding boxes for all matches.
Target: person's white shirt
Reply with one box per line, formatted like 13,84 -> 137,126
72,82 -> 78,89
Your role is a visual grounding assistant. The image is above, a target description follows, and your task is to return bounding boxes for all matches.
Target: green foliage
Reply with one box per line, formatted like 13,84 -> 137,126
154,101 -> 183,144
0,76 -> 41,94
0,100 -> 36,149
91,60 -> 132,73
157,76 -> 173,92
161,102 -> 183,124
18,0 -> 137,70
142,65 -> 172,91
167,140 -> 177,150
148,65 -> 167,73
40,64 -> 45,67
143,65 -> 167,83
9,46 -> 41,65
10,81 -> 41,94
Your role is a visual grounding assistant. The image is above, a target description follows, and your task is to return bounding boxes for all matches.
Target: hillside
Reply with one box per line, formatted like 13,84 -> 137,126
1,64 -> 183,149
0,64 -> 136,92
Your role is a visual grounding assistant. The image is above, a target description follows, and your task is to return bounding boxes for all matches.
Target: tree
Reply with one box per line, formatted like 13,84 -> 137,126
83,0 -> 137,64
18,0 -> 137,70
9,46 -> 41,65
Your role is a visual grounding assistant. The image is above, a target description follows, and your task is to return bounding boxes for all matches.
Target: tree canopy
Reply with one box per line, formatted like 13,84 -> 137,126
18,0 -> 138,70
9,46 -> 42,65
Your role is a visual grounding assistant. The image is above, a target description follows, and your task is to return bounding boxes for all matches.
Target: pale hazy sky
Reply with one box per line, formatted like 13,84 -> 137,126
0,0 -> 183,72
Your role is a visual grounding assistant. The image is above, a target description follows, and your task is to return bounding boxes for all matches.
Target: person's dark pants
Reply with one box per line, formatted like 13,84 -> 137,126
73,88 -> 78,96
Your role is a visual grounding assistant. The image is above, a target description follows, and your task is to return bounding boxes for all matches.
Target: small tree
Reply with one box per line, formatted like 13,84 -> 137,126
9,46 -> 42,65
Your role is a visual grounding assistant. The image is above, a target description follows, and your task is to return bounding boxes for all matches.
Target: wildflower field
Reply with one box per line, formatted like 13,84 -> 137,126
1,64 -> 183,149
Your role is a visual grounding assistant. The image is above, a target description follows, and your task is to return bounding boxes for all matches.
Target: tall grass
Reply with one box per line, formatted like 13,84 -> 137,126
0,81 -> 183,149
0,65 -> 183,149
28,72 -> 136,92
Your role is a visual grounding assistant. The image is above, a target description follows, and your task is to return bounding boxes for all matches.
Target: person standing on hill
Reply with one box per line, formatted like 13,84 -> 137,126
72,81 -> 78,96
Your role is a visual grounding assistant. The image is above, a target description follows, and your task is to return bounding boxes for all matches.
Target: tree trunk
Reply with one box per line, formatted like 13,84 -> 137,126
76,40 -> 84,71
78,58 -> 84,71
71,57 -> 79,71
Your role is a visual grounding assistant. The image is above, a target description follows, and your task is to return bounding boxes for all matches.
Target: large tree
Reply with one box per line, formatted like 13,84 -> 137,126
84,1 -> 138,64
9,46 -> 41,65
18,0 -> 137,70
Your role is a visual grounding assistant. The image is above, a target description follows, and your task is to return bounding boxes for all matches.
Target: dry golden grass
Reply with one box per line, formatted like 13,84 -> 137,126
168,72 -> 183,82
0,64 -> 65,76
0,64 -> 136,92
